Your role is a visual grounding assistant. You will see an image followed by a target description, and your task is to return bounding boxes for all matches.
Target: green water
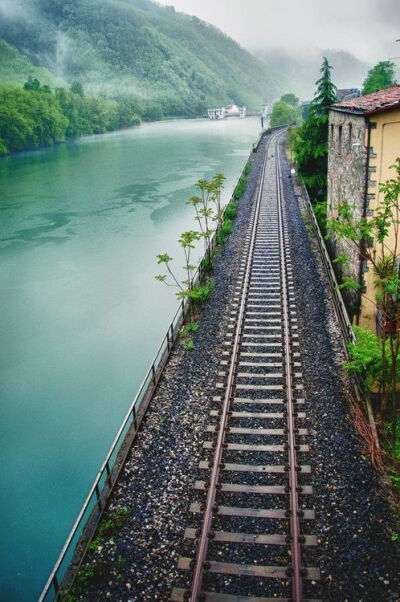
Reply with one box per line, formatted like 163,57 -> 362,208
0,117 -> 261,601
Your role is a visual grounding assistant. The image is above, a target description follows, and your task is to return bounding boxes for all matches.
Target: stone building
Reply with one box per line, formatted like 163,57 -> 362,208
327,85 -> 400,327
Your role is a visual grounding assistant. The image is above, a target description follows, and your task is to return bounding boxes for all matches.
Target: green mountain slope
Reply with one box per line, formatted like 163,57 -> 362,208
0,39 -> 65,88
0,0 -> 281,116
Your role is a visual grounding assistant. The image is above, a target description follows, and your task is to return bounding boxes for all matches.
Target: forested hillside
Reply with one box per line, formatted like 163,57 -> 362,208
0,40 -> 65,88
0,0 -> 281,118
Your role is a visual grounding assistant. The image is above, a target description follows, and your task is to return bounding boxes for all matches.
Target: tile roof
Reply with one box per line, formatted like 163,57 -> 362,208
331,84 -> 400,115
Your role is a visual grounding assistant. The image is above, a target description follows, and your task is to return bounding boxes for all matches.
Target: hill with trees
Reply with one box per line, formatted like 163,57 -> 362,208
0,40 -> 65,88
0,0 -> 281,119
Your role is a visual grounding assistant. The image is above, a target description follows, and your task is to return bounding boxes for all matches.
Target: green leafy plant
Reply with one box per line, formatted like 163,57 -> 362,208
183,339 -> 194,352
221,218 -> 233,236
300,210 -> 315,238
244,162 -> 253,176
313,200 -> 327,235
390,475 -> 400,489
234,176 -> 247,200
328,159 -> 400,456
186,278 -> 214,304
224,202 -> 238,220
200,255 -> 213,273
216,231 -> 227,247
180,321 -> 199,338
156,230 -> 201,299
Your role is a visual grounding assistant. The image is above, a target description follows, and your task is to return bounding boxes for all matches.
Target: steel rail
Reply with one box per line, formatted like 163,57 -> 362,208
276,138 -> 303,600
190,129 -> 282,601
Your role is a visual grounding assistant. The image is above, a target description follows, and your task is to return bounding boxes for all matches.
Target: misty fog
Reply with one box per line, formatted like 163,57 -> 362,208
159,0 -> 400,96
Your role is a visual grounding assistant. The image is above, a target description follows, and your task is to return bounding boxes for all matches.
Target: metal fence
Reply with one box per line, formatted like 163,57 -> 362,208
297,177 -> 355,345
38,129 -> 268,602
297,175 -> 381,450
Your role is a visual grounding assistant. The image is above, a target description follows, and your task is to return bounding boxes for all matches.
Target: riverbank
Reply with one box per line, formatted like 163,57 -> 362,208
69,132 -> 399,601
0,83 -> 142,156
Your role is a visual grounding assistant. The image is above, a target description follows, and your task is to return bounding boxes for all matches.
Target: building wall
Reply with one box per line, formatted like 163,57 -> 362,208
327,110 -> 368,320
359,107 -> 400,329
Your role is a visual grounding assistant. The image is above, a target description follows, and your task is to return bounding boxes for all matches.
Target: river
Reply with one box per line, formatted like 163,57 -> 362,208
0,117 -> 261,601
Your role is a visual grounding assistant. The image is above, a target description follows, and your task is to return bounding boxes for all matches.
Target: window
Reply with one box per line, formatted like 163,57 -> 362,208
338,125 -> 342,154
348,123 -> 352,151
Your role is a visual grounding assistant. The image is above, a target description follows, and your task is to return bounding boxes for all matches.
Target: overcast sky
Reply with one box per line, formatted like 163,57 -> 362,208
158,0 -> 400,64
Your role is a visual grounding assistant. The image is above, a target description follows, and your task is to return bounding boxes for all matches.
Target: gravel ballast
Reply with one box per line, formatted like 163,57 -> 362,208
73,131 -> 399,601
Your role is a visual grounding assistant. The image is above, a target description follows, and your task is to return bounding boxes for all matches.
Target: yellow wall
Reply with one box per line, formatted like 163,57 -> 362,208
359,107 -> 400,328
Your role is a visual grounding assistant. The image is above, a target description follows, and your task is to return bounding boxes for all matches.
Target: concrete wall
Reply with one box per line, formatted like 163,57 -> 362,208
327,110 -> 368,320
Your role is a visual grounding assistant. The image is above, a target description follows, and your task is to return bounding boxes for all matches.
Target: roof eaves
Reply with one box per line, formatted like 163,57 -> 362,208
329,106 -> 366,115
364,101 -> 400,115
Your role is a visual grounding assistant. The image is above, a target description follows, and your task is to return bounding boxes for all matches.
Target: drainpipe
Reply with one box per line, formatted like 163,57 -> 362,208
355,115 -> 371,325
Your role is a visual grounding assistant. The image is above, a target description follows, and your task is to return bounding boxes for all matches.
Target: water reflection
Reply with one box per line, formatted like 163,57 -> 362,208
0,211 -> 79,250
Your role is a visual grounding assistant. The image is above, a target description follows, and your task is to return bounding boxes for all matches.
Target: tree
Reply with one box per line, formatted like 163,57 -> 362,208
71,81 -> 84,97
327,159 -> 400,457
291,57 -> 337,203
23,76 -> 41,92
362,61 -> 397,95
312,57 -> 337,113
270,100 -> 297,127
280,93 -> 299,107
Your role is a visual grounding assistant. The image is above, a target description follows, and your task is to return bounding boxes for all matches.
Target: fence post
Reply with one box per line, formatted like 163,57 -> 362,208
132,405 -> 137,431
95,484 -> 102,512
105,461 -> 112,489
53,574 -> 59,595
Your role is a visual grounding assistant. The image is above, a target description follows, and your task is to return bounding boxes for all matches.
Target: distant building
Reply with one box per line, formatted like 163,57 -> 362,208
208,107 -> 226,120
327,85 -> 400,327
208,104 -> 246,119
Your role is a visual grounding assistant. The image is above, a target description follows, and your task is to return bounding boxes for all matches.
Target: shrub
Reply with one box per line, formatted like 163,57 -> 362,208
180,321 -> 199,338
244,162 -> 252,176
183,339 -> 194,352
221,218 -> 233,236
234,176 -> 247,199
224,202 -> 237,220
200,255 -> 213,273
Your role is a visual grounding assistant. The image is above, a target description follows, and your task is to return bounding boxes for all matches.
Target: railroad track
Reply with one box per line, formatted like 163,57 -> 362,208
171,130 -> 320,602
